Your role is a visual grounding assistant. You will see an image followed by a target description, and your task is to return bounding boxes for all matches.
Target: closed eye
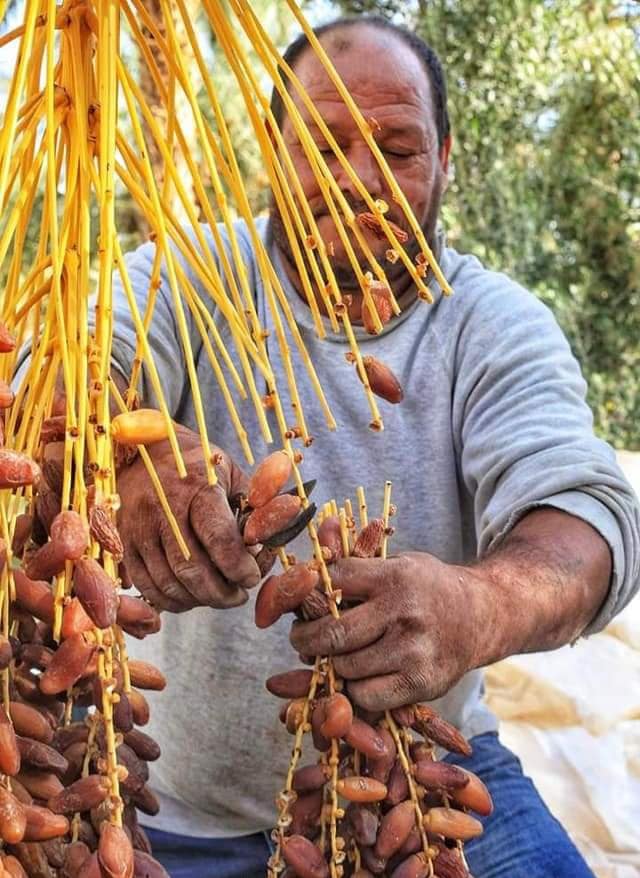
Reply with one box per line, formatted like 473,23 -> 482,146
383,149 -> 413,159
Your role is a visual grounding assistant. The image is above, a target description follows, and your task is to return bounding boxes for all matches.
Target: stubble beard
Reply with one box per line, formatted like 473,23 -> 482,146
269,188 -> 444,295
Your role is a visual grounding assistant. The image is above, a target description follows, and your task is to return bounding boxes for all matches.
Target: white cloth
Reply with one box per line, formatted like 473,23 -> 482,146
485,452 -> 640,878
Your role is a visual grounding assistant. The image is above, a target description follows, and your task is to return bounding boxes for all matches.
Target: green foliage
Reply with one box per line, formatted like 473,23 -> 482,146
331,0 -> 640,448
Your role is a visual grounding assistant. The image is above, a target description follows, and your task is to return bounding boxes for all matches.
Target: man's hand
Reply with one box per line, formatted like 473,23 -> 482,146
117,425 -> 265,612
290,509 -> 612,714
290,552 -> 483,713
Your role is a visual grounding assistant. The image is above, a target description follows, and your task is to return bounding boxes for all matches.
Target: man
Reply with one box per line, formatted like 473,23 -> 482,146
110,16 -> 640,878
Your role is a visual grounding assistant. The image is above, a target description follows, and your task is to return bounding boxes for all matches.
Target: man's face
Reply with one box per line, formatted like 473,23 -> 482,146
273,26 -> 451,297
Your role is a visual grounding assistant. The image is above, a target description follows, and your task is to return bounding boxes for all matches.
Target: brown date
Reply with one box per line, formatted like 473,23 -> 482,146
0,322 -> 16,352
10,843 -> 56,878
255,563 -> 319,628
24,511 -> 88,581
346,803 -> 378,847
423,807 -> 483,841
2,854 -> 30,878
281,834 -> 329,878
247,451 -> 292,509
13,571 -> 54,625
9,704 -> 54,745
449,768 -> 493,817
0,786 -> 27,844
413,760 -> 469,794
16,770 -> 63,801
374,800 -> 415,860
130,785 -> 159,817
318,693 -> 353,739
412,706 -> 472,757
48,774 -> 110,815
385,760 -> 410,807
90,504 -> 124,560
61,842 -> 91,877
0,705 -> 21,775
390,853 -> 430,878
116,597 -> 161,640
289,790 -> 323,838
133,851 -> 170,878
366,726 -> 396,783
61,598 -> 94,640
73,557 -> 119,629
292,763 -> 329,793
266,669 -> 314,699
123,730 -> 160,762
352,519 -> 385,559
39,633 -> 96,695
9,779 -> 33,806
431,844 -> 470,878
360,356 -> 404,405
77,852 -> 102,878
11,514 -> 33,559
336,776 -> 387,803
343,718 -> 391,760
0,378 -> 15,409
362,282 -> 393,335
0,450 -> 40,490
128,690 -> 150,727
16,736 -> 68,776
243,494 -> 301,545
22,804 -> 69,841
127,660 -> 166,692
98,822 -> 134,878
316,515 -> 343,563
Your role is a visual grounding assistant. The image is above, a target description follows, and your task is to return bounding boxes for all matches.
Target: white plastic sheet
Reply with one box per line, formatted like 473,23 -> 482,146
483,452 -> 640,878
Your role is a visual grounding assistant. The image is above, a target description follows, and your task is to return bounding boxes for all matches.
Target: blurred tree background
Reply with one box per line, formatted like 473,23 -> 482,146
1,0 -> 638,446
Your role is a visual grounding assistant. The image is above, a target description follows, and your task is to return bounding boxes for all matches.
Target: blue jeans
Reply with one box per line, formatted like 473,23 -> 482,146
145,732 -> 595,877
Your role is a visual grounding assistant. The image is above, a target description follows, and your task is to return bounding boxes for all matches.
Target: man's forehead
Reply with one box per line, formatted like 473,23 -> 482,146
289,26 -> 433,113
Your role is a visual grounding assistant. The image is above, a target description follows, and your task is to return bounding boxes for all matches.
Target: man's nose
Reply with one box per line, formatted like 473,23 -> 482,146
335,142 -> 384,201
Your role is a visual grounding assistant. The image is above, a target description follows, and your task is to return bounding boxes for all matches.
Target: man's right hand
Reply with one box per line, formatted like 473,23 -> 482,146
116,425 -> 264,612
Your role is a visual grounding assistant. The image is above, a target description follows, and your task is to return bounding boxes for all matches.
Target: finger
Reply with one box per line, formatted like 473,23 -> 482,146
333,637 -> 397,681
290,601 -> 387,657
328,557 -> 392,602
159,519 -> 248,609
189,484 -> 260,589
125,545 -> 191,613
348,673 -> 413,713
137,538 -> 198,612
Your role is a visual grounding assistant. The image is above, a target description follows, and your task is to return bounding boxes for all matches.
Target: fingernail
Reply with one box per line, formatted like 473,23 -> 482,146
218,588 -> 248,609
298,653 -> 314,666
238,559 -> 262,590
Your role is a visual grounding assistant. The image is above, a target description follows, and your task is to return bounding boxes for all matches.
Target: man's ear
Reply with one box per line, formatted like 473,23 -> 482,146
439,134 -> 452,175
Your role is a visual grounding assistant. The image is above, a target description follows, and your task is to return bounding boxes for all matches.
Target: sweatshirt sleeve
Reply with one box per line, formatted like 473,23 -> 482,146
11,239 -> 195,416
106,240 -> 194,416
451,276 -> 640,636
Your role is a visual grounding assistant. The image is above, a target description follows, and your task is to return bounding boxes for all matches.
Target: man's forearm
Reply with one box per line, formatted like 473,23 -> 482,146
465,507 -> 612,671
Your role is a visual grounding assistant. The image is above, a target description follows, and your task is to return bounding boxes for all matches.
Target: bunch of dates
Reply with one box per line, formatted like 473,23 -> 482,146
250,454 -> 493,878
271,690 -> 491,878
0,322 -> 168,877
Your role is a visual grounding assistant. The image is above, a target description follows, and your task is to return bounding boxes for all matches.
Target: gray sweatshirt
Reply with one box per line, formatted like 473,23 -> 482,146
107,218 -> 640,837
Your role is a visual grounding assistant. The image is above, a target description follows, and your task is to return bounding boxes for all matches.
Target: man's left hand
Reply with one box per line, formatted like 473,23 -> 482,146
290,553 -> 485,712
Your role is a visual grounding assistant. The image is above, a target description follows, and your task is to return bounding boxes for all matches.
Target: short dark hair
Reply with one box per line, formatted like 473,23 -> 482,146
269,15 -> 451,148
